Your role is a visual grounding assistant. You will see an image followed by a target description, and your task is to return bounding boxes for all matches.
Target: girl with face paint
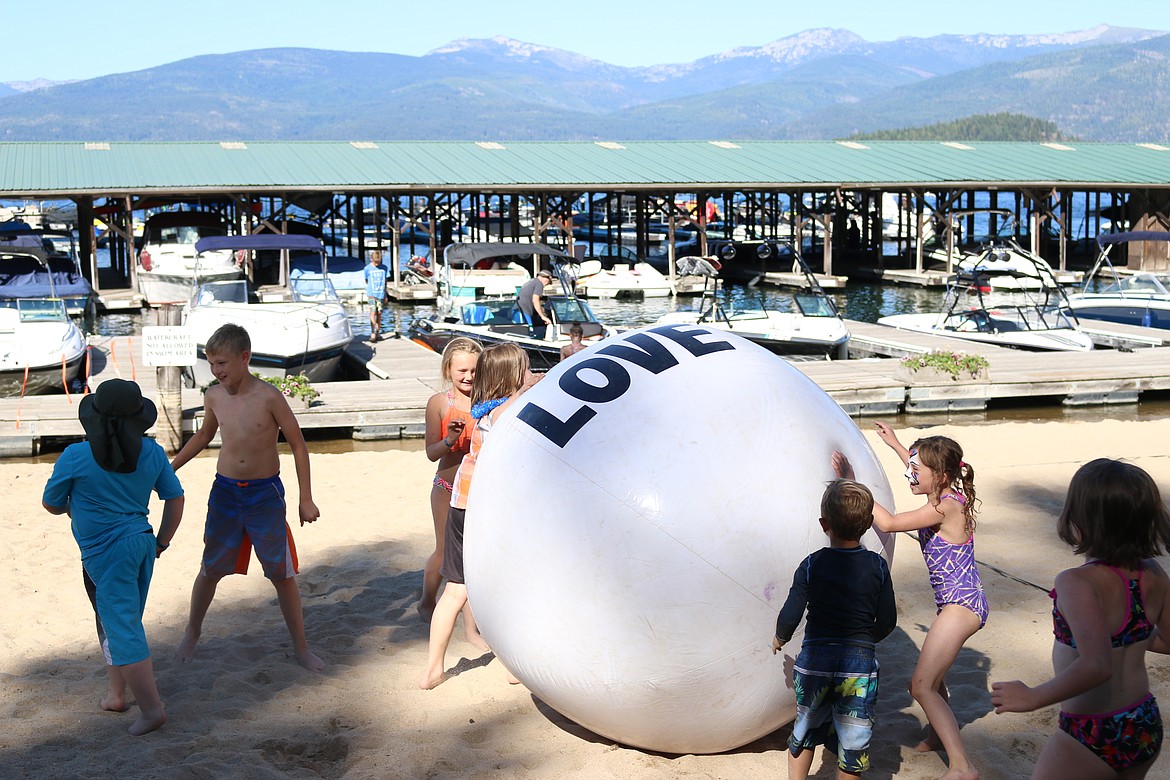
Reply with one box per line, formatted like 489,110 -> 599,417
833,422 -> 984,780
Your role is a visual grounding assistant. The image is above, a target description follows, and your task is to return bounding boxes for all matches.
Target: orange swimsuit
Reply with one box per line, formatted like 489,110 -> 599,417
434,390 -> 474,492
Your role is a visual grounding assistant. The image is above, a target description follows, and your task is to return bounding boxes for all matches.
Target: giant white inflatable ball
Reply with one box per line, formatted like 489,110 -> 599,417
464,324 -> 894,754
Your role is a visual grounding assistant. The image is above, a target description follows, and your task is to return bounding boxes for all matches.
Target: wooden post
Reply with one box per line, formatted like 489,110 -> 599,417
156,304 -> 183,453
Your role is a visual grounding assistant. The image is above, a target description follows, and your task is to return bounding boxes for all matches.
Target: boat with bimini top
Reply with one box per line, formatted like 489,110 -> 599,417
183,234 -> 353,386
1064,231 -> 1170,330
409,242 -> 612,371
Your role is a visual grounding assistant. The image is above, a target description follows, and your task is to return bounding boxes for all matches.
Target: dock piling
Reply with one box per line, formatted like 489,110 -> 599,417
155,304 -> 183,453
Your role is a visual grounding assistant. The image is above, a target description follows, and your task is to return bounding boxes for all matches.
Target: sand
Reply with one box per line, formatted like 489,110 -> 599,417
2,417 -> 1168,779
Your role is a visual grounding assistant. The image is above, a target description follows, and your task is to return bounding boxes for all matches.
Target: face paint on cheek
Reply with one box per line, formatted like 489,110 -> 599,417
905,451 -> 921,487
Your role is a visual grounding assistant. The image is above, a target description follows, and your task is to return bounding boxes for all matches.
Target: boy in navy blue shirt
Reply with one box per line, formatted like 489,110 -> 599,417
772,479 -> 896,778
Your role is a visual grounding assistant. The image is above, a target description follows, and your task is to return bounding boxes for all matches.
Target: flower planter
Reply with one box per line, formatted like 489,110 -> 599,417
896,366 -> 989,385
287,395 -> 313,411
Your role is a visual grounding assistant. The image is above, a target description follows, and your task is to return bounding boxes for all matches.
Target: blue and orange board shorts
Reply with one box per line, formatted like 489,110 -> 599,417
202,474 -> 299,580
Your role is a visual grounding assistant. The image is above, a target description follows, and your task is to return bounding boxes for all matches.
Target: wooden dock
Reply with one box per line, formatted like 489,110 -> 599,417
0,336 -> 442,456
96,288 -> 145,311
2,321 -> 1169,456
386,280 -> 439,302
857,266 -> 1082,288
759,270 -> 848,289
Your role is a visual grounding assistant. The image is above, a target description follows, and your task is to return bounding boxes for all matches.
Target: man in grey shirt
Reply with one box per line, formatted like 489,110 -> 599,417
518,269 -> 553,339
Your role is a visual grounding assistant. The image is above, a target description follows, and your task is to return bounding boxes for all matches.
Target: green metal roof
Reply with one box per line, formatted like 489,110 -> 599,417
2,140 -> 1169,197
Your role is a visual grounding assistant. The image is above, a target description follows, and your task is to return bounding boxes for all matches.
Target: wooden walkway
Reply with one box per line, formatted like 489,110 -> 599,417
2,321 -> 1169,455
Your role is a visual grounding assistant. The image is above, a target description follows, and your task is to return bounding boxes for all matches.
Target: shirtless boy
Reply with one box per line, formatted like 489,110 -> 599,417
170,323 -> 325,672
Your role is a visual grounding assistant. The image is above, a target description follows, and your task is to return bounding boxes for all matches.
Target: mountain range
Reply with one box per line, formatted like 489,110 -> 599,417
0,25 -> 1166,142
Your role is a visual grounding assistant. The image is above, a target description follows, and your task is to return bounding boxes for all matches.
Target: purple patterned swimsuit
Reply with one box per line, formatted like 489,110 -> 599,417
917,494 -> 988,627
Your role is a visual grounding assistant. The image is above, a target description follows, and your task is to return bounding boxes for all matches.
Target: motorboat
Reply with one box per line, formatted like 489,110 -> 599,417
409,242 -> 612,371
0,295 -> 87,396
435,242 -> 532,305
1064,231 -> 1170,330
0,223 -> 97,321
879,249 -> 1094,352
183,235 -> 353,386
923,210 -> 1078,289
571,251 -> 672,299
137,212 -> 242,306
653,244 -> 850,359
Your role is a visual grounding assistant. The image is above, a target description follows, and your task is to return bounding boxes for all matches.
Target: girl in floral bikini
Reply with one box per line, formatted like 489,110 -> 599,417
993,459 -> 1170,778
419,337 -> 486,652
834,422 -> 984,780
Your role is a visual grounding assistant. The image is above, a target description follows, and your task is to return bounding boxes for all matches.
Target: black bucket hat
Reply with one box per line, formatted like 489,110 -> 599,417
78,379 -> 158,473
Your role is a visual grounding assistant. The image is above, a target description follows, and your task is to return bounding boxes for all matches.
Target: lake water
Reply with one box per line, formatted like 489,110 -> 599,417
90,278 -> 945,338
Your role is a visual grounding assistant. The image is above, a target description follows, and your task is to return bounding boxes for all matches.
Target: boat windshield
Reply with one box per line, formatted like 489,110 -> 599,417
193,280 -> 250,306
793,292 -> 839,318
1101,272 -> 1170,296
16,297 -> 68,322
942,304 -> 1078,334
548,296 -> 601,324
289,273 -> 341,303
459,295 -> 601,327
461,298 -> 523,325
154,224 -> 228,245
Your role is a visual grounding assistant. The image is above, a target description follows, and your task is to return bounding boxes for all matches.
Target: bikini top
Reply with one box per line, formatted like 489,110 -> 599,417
440,390 -> 474,455
1051,561 -> 1154,648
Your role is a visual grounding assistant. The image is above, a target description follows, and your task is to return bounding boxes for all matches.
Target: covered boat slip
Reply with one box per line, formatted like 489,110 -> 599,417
2,318 -> 1169,455
3,140 -> 1170,307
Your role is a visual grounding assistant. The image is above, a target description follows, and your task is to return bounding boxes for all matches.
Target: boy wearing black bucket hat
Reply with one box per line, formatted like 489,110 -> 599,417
42,378 -> 185,736
170,323 -> 324,672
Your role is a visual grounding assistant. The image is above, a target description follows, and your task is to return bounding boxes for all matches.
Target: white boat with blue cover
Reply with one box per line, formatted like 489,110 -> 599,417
184,235 -> 353,386
0,223 -> 97,321
1065,231 -> 1170,330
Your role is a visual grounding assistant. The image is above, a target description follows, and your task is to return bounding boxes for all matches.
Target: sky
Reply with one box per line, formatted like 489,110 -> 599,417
5,0 -> 1170,82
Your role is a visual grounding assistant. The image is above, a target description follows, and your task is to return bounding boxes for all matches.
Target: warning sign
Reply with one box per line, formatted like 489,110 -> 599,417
142,326 -> 196,367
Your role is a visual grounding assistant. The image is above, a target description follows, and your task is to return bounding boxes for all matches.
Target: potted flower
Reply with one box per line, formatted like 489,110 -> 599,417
256,372 -> 320,410
897,350 -> 990,383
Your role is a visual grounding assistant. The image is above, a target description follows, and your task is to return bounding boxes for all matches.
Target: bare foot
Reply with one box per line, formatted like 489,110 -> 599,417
417,600 -> 436,624
295,648 -> 326,672
465,631 -> 490,653
100,692 -> 130,712
417,671 -> 447,690
939,768 -> 978,780
913,726 -> 943,753
128,708 -> 166,736
506,670 -> 521,685
175,628 -> 199,663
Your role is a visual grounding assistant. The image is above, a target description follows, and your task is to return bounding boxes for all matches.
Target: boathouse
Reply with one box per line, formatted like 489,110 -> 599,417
2,140 -> 1170,308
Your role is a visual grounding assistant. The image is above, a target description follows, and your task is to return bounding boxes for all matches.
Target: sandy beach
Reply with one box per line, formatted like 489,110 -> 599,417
2,417 -> 1168,779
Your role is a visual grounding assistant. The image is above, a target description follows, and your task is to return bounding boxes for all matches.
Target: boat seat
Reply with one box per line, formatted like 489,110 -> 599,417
462,304 -> 491,325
